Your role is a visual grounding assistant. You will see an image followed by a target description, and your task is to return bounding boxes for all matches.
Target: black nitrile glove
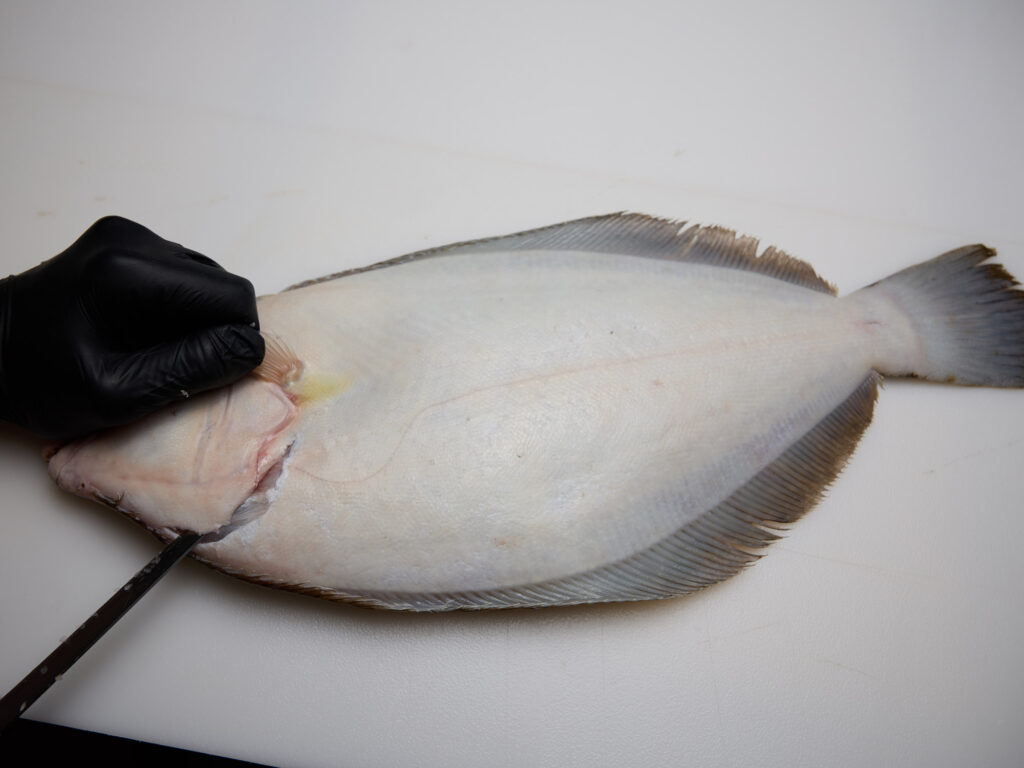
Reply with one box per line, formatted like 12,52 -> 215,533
0,216 -> 265,441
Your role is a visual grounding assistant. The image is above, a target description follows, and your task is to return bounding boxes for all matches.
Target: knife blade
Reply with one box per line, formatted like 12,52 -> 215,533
0,530 -> 202,732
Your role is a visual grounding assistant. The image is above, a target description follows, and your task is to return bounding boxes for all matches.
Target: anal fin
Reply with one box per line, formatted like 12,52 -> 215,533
278,372 -> 881,611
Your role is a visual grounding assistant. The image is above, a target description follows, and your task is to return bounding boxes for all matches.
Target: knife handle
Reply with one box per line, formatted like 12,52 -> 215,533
0,531 -> 201,732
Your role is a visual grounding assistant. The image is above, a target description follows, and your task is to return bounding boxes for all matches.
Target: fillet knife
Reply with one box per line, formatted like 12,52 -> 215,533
0,530 -> 202,732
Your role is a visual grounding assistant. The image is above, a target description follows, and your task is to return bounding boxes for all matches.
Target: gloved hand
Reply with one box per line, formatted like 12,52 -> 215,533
0,216 -> 265,441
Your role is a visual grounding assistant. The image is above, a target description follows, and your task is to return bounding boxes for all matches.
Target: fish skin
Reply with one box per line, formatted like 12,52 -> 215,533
47,214 -> 1024,610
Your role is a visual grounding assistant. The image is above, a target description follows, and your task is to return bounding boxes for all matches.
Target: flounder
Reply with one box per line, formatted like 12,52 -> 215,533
48,214 -> 1024,610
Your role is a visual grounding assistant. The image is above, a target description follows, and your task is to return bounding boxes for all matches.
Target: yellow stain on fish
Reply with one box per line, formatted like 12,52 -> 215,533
295,372 -> 353,404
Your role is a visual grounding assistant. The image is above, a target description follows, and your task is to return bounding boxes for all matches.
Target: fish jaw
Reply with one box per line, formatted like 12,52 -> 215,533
48,377 -> 299,535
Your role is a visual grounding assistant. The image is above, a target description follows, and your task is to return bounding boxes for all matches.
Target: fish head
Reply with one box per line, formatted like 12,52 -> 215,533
47,375 -> 299,536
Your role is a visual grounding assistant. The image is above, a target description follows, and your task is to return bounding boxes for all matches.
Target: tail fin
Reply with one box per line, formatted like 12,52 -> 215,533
851,245 -> 1024,386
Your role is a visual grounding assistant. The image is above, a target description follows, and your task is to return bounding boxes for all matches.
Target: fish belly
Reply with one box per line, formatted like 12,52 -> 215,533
195,249 -> 872,599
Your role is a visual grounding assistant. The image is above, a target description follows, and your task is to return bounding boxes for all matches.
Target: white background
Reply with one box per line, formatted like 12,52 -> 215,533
1,2 -> 1022,766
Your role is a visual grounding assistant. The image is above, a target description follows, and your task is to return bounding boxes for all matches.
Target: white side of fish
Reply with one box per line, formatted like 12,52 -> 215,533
47,215 -> 1024,610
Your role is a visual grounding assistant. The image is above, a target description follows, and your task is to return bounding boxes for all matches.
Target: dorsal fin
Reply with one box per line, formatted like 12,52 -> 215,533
287,213 -> 837,295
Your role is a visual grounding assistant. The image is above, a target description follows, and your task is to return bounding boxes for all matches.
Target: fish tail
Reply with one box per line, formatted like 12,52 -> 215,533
849,245 -> 1024,386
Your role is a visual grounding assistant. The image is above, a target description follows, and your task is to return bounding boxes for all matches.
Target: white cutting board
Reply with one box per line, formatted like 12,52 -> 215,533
1,2 -> 1022,766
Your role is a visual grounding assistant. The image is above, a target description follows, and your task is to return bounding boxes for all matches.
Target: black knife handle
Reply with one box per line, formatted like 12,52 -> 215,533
0,531 -> 201,732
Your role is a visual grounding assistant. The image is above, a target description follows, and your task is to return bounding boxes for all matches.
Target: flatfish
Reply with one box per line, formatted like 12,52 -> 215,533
48,214 -> 1024,610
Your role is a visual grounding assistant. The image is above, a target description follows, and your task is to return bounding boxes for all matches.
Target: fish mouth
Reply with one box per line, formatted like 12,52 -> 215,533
199,440 -> 295,544
48,440 -> 85,492
49,441 -> 132,513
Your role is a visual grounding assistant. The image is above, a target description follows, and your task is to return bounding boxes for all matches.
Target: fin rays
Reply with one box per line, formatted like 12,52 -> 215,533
287,213 -> 836,295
